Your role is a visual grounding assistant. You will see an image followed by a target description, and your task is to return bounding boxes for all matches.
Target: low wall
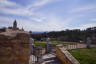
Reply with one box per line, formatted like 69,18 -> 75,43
56,45 -> 80,64
0,32 -> 30,64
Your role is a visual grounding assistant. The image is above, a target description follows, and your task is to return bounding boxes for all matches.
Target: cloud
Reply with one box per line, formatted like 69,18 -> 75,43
77,23 -> 96,30
0,12 -> 69,31
0,0 -> 96,31
0,0 -> 62,18
36,14 -> 72,31
0,0 -> 17,7
0,16 -> 14,27
28,14 -> 66,31
0,15 -> 33,30
32,0 -> 59,7
70,5 -> 96,13
0,16 -> 14,22
0,0 -> 34,16
91,18 -> 96,22
0,7 -> 34,16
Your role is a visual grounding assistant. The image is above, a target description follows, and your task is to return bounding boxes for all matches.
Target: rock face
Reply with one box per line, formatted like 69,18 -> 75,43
0,31 -> 30,64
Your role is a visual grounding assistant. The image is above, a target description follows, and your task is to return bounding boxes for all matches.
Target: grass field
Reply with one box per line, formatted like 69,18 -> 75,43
69,48 -> 96,64
34,41 -> 75,48
34,41 -> 46,48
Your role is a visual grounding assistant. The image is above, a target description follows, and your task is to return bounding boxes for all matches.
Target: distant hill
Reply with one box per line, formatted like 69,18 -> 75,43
32,31 -> 49,34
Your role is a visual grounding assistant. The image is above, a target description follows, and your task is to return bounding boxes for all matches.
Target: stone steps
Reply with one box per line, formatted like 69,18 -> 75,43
41,53 -> 61,64
29,53 -> 61,64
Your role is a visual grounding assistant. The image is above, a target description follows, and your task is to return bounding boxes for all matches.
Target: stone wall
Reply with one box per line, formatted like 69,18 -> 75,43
0,32 -> 30,64
56,45 -> 80,64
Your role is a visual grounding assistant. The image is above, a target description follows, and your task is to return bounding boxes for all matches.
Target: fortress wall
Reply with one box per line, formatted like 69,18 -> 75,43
0,32 -> 30,64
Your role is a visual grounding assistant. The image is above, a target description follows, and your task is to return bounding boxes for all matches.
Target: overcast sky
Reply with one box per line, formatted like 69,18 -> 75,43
0,0 -> 96,31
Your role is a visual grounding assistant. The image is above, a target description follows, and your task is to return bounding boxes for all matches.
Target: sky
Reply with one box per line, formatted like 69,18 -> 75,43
0,0 -> 96,31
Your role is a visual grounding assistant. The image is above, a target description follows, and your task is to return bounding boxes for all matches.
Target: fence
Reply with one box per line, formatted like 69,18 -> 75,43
63,43 -> 87,50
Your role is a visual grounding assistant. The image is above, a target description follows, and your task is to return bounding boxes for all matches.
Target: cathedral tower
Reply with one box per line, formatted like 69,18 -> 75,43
13,20 -> 17,30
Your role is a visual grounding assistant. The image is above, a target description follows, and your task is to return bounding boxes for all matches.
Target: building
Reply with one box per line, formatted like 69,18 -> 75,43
13,20 -> 17,30
6,20 -> 24,32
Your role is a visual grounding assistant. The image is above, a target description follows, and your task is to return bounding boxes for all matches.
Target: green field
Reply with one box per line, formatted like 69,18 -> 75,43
69,48 -> 96,64
34,41 -> 76,48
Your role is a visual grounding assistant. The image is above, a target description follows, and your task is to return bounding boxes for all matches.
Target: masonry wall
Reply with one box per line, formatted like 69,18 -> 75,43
56,45 -> 80,64
0,33 -> 30,64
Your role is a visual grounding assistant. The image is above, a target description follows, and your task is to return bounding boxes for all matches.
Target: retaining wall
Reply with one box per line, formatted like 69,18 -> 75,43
56,45 -> 80,64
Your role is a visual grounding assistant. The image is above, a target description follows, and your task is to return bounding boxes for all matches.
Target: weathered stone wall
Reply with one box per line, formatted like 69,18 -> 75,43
0,32 -> 30,64
56,45 -> 80,64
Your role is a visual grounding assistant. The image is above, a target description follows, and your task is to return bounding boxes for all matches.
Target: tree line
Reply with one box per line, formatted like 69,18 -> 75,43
0,26 -> 96,42
30,27 -> 96,42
